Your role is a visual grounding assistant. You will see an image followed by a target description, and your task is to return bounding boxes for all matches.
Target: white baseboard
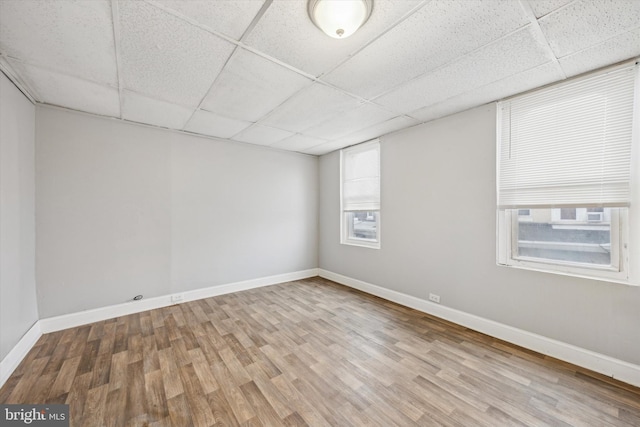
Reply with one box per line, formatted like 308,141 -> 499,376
319,269 -> 640,388
0,321 -> 42,388
178,269 -> 319,304
6,268 -> 638,390
39,268 -> 319,333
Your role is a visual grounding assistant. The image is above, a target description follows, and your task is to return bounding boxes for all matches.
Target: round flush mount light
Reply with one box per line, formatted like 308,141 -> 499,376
308,0 -> 373,39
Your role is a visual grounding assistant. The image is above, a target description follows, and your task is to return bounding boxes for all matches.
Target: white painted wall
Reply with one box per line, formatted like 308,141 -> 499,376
319,104 -> 640,366
0,73 -> 38,360
36,107 -> 318,318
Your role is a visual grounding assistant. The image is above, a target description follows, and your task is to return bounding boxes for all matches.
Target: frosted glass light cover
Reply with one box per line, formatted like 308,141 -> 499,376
309,0 -> 372,39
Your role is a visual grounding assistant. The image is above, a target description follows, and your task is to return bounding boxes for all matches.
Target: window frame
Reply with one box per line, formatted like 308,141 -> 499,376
342,210 -> 381,249
517,209 -> 533,222
340,140 -> 381,249
496,60 -> 639,285
498,208 -> 628,283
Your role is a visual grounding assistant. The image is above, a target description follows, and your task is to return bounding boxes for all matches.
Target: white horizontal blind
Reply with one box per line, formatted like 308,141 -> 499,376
342,141 -> 380,211
498,64 -> 637,209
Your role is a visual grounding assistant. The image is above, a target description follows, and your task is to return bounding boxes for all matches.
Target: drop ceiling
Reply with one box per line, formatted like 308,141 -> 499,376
1,0 -> 638,156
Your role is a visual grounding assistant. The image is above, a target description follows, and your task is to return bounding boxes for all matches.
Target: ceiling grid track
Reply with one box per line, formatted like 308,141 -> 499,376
140,0 -> 240,132
142,0 -> 383,105
558,26 -> 640,63
2,0 -> 638,155
518,0 -> 567,80
0,55 -> 37,103
316,0 -> 432,79
142,0 -> 321,136
239,0 -> 274,43
180,0 -> 281,139
141,0 -> 317,81
110,0 -> 125,119
181,44 -> 240,132
138,0 -> 386,140
367,21 -> 538,104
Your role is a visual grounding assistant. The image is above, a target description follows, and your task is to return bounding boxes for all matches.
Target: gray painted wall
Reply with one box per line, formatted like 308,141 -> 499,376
319,104 -> 640,365
171,134 -> 318,291
36,107 -> 318,318
0,73 -> 38,360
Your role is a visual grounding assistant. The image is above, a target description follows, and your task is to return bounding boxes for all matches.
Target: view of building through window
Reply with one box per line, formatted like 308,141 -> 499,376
515,208 -> 612,265
349,211 -> 378,241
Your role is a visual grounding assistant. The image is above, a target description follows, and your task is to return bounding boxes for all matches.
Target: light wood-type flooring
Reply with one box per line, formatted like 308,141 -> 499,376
1,277 -> 639,426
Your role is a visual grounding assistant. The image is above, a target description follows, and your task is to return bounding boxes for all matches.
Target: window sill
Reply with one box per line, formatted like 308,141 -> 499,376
497,261 -> 637,287
341,239 -> 380,249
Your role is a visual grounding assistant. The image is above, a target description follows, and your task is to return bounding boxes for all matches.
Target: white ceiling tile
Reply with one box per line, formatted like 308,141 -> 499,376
303,103 -> 397,140
151,0 -> 266,40
528,0 -> 575,18
323,0 -> 530,98
335,115 -> 420,146
2,0 -> 637,151
409,61 -> 564,123
538,0 -> 640,58
270,134 -> 330,152
260,83 -> 362,133
301,140 -> 355,156
231,124 -> 294,146
201,49 -> 312,122
244,0 -> 423,76
118,0 -> 236,107
301,116 -> 420,155
184,110 -> 252,139
122,90 -> 194,130
559,28 -> 640,77
376,26 -> 553,114
410,98 -> 481,126
9,60 -> 120,117
0,0 -> 117,85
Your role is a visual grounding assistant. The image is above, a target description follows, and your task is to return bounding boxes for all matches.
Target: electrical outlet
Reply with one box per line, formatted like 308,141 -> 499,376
171,294 -> 184,303
428,293 -> 441,304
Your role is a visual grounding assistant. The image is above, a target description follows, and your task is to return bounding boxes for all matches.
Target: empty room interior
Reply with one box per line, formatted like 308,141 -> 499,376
1,0 -> 640,425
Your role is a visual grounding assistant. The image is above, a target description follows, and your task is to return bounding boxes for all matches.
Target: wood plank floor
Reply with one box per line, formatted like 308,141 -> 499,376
1,277 -> 639,426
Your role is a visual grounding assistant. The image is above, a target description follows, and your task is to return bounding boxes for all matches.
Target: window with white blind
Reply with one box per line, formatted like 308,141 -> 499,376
497,61 -> 639,284
341,140 -> 380,248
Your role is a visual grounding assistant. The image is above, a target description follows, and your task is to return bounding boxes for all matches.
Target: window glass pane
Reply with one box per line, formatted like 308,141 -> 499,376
560,208 -> 576,220
348,211 -> 378,241
515,208 -> 611,265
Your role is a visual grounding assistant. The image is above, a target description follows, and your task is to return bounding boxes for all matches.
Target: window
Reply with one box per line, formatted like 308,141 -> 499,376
514,207 -> 617,266
560,208 -> 576,221
341,140 -> 380,248
517,209 -> 532,221
586,208 -> 604,222
497,61 -> 639,284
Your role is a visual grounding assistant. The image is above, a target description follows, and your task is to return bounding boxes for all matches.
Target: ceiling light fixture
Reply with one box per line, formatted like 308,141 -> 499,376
308,0 -> 373,39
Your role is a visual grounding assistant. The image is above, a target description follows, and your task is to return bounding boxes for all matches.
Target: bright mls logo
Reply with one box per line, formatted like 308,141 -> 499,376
1,405 -> 69,426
